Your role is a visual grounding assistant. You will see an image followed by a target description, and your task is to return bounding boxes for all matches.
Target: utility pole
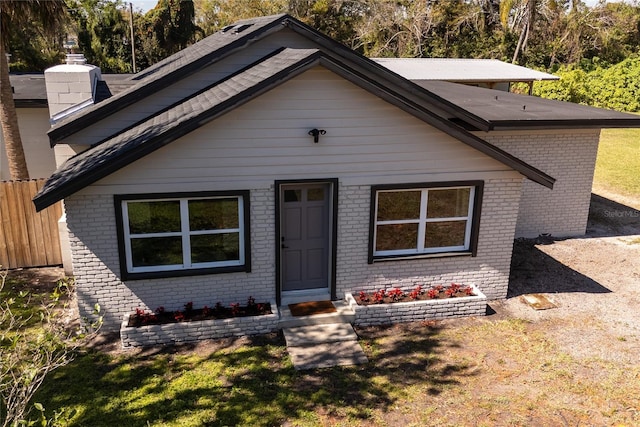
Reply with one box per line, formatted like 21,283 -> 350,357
129,2 -> 137,73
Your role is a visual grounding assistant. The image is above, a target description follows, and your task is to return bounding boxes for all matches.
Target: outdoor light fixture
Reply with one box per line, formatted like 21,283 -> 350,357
308,128 -> 326,143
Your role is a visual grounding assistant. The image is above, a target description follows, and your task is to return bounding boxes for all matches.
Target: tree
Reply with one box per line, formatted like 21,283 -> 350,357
137,0 -> 203,69
195,0 -> 287,36
0,1 -> 67,181
68,0 -> 133,73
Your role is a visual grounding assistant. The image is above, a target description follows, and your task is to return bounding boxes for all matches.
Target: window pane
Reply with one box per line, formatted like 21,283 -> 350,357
128,201 -> 180,234
307,188 -> 325,201
427,188 -> 470,218
376,223 -> 418,251
131,237 -> 182,267
189,199 -> 239,230
284,190 -> 300,202
425,221 -> 467,248
191,233 -> 240,263
377,191 -> 421,221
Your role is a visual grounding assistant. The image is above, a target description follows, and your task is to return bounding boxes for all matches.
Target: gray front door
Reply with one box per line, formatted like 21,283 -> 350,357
280,183 -> 330,292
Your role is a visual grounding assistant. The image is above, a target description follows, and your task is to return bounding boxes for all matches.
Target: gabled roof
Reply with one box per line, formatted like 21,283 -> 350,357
47,14 -> 289,144
34,15 -> 557,211
34,48 -> 321,210
421,80 -> 640,130
372,58 -> 559,83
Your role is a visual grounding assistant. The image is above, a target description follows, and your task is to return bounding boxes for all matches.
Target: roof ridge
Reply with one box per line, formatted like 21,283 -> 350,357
34,47 -> 322,211
47,14 -> 293,145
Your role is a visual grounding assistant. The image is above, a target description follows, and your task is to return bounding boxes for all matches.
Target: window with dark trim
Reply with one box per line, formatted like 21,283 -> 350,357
115,191 -> 250,279
369,182 -> 483,262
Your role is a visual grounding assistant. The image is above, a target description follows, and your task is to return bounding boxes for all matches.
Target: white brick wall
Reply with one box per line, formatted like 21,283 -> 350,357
345,288 -> 487,327
65,188 -> 276,331
67,177 -> 522,331
485,130 -> 600,238
120,301 -> 279,348
334,178 -> 523,300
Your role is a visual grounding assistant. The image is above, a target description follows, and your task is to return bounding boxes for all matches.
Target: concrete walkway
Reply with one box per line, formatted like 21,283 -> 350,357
283,323 -> 368,370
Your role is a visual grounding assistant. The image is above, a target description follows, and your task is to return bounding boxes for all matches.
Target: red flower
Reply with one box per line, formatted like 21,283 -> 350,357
230,303 -> 240,316
388,288 -> 405,301
358,291 -> 369,302
409,285 -> 423,300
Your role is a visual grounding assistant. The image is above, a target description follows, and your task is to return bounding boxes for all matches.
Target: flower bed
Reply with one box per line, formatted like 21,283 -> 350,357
346,284 -> 487,327
121,299 -> 279,348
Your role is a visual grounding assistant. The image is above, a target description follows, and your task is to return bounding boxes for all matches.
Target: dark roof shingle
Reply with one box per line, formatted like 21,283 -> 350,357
47,14 -> 289,144
34,48 -> 322,210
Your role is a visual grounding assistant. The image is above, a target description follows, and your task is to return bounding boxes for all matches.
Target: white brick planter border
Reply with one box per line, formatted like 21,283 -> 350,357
121,300 -> 279,348
346,286 -> 487,327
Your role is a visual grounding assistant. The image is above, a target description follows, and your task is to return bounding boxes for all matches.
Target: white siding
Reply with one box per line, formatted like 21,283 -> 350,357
0,108 -> 55,180
79,66 -> 517,195
62,29 -> 317,147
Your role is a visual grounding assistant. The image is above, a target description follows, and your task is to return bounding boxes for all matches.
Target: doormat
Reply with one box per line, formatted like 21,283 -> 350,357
288,300 -> 337,317
521,293 -> 557,310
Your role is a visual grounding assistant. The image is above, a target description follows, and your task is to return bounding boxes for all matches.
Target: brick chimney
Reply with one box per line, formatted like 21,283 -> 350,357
44,53 -> 102,119
43,53 -> 103,277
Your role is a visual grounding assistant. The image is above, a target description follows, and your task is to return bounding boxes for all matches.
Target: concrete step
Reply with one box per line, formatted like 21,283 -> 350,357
277,300 -> 355,328
287,340 -> 368,370
283,323 -> 358,347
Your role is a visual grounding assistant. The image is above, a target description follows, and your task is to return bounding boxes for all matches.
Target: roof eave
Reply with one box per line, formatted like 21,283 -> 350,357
317,57 -> 554,189
34,51 -> 323,211
488,118 -> 640,130
46,16 -> 289,147
282,18 -> 493,132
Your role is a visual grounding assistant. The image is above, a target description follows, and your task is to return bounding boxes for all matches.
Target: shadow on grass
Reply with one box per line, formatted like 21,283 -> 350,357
507,238 -> 611,298
35,323 -> 472,426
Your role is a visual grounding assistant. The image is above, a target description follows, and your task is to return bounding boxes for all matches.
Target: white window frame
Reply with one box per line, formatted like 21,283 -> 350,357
121,195 -> 245,274
373,186 -> 475,257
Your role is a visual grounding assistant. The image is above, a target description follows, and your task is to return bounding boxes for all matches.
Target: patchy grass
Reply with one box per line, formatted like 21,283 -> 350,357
594,127 -> 640,199
0,275 -> 56,329
5,267 -> 638,426
28,318 -> 640,427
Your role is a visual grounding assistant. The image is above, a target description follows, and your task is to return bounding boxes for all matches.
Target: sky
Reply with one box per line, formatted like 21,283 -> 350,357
127,0 -> 157,13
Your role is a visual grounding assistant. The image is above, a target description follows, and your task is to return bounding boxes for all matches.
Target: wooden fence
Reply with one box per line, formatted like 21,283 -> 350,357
0,179 -> 63,269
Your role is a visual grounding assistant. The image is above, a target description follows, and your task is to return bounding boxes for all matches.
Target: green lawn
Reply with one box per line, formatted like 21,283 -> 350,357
594,127 -> 640,200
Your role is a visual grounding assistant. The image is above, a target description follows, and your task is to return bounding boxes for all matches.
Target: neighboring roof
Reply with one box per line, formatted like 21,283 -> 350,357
33,43 -> 556,211
9,74 -> 48,107
372,58 -> 559,83
421,80 -> 640,130
9,73 -> 135,108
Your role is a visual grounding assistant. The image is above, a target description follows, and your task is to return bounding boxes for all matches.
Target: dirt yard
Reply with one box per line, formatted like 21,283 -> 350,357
501,192 -> 640,363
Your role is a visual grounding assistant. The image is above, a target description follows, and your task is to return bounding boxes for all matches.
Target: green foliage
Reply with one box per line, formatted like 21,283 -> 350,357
68,0 -> 132,73
135,0 -> 203,69
0,270 -> 101,427
1,0 -> 67,71
535,56 -> 640,112
195,0 -> 287,36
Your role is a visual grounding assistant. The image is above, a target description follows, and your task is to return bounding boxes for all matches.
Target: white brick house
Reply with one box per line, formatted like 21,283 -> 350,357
33,15 -> 640,332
